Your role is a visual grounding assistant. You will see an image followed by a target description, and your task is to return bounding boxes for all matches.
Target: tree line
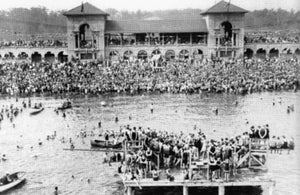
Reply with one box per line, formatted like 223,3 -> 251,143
0,7 -> 299,38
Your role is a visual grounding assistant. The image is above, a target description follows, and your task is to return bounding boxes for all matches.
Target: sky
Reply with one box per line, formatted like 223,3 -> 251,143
0,0 -> 299,12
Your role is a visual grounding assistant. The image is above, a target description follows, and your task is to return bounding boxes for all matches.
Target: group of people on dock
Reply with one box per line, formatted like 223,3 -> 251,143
0,57 -> 299,95
110,124 -> 295,182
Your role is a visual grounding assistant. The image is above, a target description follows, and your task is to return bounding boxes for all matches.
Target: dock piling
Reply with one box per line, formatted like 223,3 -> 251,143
218,186 -> 225,195
183,186 -> 188,195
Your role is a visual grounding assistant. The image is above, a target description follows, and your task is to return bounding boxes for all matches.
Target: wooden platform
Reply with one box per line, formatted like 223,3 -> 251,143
123,171 -> 275,195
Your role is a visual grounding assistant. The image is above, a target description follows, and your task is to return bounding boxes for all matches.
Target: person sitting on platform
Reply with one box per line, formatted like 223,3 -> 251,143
152,168 -> 159,181
166,168 -> 175,181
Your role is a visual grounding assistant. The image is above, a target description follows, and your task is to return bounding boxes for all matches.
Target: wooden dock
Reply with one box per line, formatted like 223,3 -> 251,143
124,179 -> 275,195
122,138 -> 275,195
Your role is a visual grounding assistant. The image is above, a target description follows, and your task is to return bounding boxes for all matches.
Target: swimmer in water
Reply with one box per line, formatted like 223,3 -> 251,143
54,186 -> 59,195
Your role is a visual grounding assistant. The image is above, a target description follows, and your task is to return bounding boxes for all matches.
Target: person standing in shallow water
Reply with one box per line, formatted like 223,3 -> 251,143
54,186 -> 59,195
150,103 -> 154,114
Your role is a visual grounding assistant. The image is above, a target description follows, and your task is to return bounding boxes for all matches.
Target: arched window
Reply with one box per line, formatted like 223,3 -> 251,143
179,49 -> 189,59
137,50 -> 147,60
124,50 -> 133,60
295,48 -> 300,55
165,50 -> 175,61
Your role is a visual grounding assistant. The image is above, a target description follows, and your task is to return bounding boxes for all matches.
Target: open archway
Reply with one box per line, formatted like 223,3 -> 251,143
256,48 -> 266,58
18,52 -> 28,60
32,52 -> 42,63
137,50 -> 147,60
282,48 -> 292,55
109,50 -> 119,61
295,48 -> 300,56
193,49 -> 203,59
165,50 -> 175,61
269,48 -> 279,58
244,48 -> 254,59
45,52 -> 55,63
4,52 -> 15,59
58,51 -> 68,63
220,21 -> 233,45
79,23 -> 93,48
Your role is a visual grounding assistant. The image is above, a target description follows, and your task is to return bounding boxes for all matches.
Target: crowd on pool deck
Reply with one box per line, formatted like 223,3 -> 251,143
0,39 -> 67,48
99,124 -> 295,182
0,56 -> 299,95
244,31 -> 300,44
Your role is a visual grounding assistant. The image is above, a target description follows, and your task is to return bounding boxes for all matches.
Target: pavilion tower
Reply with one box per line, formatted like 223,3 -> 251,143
63,2 -> 109,61
201,0 -> 248,59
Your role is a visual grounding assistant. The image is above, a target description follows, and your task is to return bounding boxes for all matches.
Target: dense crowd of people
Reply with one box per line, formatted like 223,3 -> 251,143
103,124 -> 294,182
245,31 -> 300,44
0,57 -> 299,95
0,39 -> 67,48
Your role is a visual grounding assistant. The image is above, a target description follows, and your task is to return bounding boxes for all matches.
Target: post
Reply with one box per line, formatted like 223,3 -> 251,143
269,184 -> 274,195
157,153 -> 160,171
248,139 -> 252,168
218,186 -> 225,195
189,149 -> 192,179
124,141 -> 127,163
127,187 -> 132,195
183,186 -> 188,195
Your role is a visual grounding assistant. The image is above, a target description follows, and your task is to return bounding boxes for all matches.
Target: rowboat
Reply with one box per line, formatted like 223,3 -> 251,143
57,101 -> 72,110
90,140 -> 122,149
0,172 -> 26,193
30,107 -> 44,115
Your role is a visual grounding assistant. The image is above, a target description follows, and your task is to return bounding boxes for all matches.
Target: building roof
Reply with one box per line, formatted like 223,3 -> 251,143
64,2 -> 109,16
105,19 -> 208,33
201,0 -> 248,15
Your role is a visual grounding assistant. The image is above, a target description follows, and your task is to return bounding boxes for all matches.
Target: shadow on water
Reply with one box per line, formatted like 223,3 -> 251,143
133,186 -> 263,195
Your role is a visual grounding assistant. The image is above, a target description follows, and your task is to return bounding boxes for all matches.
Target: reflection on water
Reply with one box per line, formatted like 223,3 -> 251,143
0,92 -> 299,195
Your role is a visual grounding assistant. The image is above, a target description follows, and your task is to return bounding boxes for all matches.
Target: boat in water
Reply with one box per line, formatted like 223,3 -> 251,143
0,172 -> 26,193
90,140 -> 122,149
30,107 -> 44,115
57,101 -> 72,110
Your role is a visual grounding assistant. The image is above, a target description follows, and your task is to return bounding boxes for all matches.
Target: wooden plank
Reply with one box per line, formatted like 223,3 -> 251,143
237,152 -> 250,168
124,179 -> 275,188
